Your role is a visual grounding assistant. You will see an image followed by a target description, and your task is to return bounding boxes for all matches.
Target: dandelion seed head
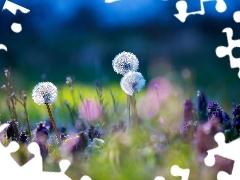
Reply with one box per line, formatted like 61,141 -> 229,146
32,82 -> 58,105
112,51 -> 139,75
120,72 -> 145,96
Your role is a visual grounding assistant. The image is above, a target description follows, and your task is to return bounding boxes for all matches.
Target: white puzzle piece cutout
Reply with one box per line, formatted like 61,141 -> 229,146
174,0 -> 227,22
0,44 -> 7,51
11,23 -> 22,33
205,132 -> 240,180
105,0 -> 120,3
216,12 -> 240,78
2,0 -> 30,15
233,11 -> 240,23
0,124 -> 91,180
154,176 -> 165,180
171,165 -> 190,180
2,0 -> 30,34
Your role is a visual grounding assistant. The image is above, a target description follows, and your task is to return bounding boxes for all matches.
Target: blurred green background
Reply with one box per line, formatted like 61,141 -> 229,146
0,0 -> 240,110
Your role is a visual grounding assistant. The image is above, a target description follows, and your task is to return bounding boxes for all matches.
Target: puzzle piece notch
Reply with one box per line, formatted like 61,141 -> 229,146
204,132 -> 240,180
205,132 -> 240,161
214,132 -> 225,145
174,0 -> 227,23
20,159 -> 72,180
154,176 -> 165,180
11,23 -> 22,33
2,0 -> 30,15
204,133 -> 225,166
215,27 -> 240,78
0,44 -> 7,51
217,171 -> 234,180
59,160 -> 71,173
174,1 -> 188,22
215,0 -> 227,13
21,142 -> 43,173
171,165 -> 190,180
233,11 -> 240,23
80,176 -> 92,180
105,0 -> 120,3
0,125 -> 21,175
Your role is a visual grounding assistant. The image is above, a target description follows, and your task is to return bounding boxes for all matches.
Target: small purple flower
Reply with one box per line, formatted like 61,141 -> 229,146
232,104 -> 240,131
6,120 -> 19,141
180,99 -> 196,136
88,125 -> 101,141
207,101 -> 223,121
19,131 -> 29,144
35,122 -> 49,139
183,99 -> 195,122
34,122 -> 49,159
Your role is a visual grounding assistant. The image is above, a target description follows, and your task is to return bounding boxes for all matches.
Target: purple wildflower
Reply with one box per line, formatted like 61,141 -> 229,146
232,104 -> 240,131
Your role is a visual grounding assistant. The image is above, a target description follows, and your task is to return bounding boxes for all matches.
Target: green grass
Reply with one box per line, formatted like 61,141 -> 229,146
0,75 -> 235,180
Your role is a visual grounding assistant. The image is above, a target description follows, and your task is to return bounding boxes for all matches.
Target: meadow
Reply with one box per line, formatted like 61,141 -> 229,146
0,63 -> 238,180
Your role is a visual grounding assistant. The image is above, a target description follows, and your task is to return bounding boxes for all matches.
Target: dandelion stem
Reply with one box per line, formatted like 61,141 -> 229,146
131,94 -> 138,129
45,103 -> 61,142
126,94 -> 130,132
